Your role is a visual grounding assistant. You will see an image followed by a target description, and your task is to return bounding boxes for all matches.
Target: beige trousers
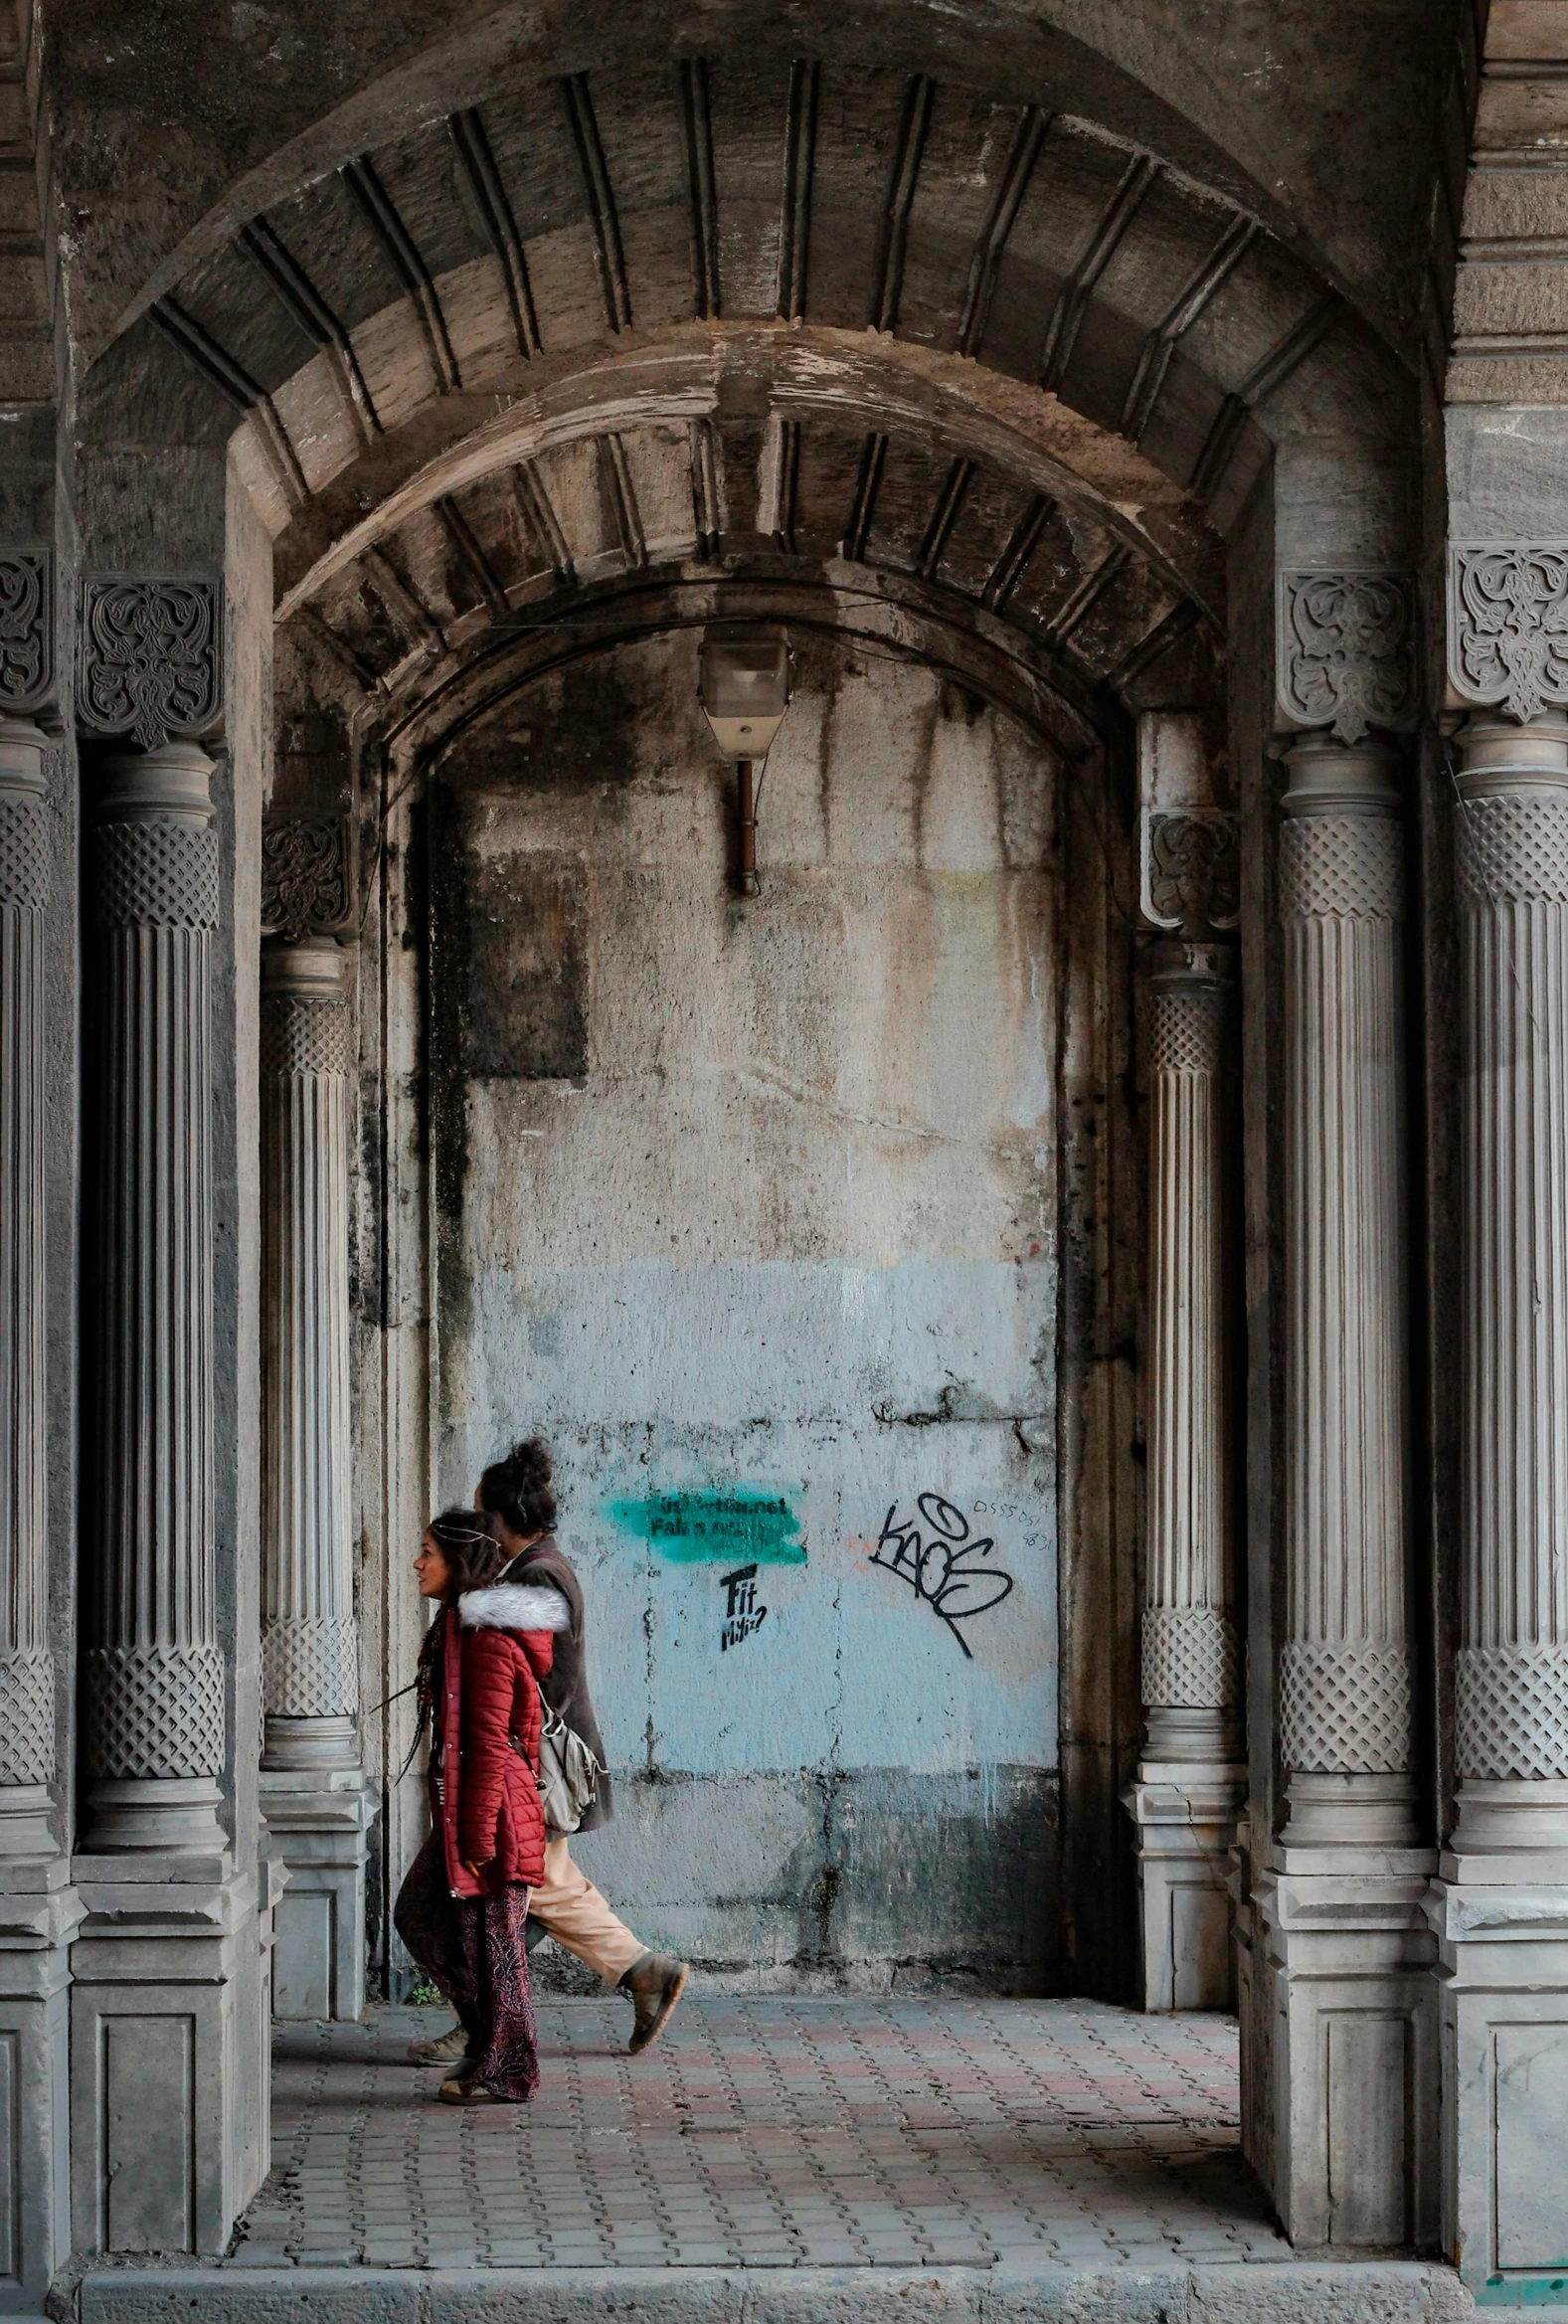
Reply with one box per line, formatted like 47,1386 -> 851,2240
529,1837 -> 646,1983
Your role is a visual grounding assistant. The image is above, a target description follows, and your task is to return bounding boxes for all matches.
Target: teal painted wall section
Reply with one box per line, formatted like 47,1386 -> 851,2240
607,1490 -> 806,1564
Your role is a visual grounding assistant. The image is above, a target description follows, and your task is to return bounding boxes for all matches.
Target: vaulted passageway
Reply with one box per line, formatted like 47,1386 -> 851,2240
30,0 -> 1568,2305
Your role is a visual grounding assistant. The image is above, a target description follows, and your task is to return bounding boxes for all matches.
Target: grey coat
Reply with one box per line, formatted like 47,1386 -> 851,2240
498,1533 -> 613,1832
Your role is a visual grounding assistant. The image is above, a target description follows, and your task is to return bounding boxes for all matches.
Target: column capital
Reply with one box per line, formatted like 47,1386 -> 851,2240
0,720 -> 46,804
1279,727 -> 1403,821
1452,706 -> 1568,803
1146,936 -> 1232,991
96,738 -> 216,824
261,935 -> 349,1004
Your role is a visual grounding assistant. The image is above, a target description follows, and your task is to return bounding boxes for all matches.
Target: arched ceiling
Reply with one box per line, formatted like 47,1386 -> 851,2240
76,11 -> 1412,747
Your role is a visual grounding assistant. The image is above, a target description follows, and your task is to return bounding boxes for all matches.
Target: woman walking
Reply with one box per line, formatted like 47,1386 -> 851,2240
408,1440 -> 687,2071
393,1507 -> 569,2105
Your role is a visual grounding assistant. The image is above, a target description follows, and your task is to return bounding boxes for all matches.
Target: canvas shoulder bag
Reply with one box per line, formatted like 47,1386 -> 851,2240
536,1704 -> 605,1836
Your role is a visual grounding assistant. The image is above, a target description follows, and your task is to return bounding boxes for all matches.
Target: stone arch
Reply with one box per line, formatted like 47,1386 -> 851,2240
75,0 -> 1414,609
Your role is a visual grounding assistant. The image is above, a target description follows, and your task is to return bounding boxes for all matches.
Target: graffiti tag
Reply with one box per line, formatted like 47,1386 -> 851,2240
869,1494 -> 1014,1659
720,1562 -> 768,1653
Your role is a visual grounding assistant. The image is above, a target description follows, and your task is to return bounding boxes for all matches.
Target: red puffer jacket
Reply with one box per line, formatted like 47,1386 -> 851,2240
434,1581 -> 571,1898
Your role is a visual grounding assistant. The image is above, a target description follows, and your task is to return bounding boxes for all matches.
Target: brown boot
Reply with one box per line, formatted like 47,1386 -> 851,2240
618,1950 -> 687,2055
407,2022 -> 476,2071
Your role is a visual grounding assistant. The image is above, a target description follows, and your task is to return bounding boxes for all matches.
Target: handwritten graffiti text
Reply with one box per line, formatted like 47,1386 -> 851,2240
720,1562 -> 768,1653
869,1494 -> 1015,1658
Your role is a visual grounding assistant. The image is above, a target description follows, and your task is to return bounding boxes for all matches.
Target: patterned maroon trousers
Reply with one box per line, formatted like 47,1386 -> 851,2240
394,1832 -> 541,2101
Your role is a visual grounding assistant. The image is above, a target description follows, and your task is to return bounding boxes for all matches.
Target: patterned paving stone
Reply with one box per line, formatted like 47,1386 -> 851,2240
226,1998 -> 1288,2272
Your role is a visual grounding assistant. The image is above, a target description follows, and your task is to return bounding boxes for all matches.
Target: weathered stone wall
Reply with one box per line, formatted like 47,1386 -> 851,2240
418,628 -> 1063,1990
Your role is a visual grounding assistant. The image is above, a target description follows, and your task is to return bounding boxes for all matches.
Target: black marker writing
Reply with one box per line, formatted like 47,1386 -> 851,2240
869,1494 -> 1014,1658
720,1562 -> 768,1653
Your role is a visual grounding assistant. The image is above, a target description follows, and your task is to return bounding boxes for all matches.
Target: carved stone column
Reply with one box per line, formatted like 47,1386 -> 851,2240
1124,714 -> 1245,2010
1128,942 -> 1245,2006
1277,730 -> 1416,1845
83,739 -> 226,1851
1431,562 -> 1568,2275
1258,572 -> 1435,2254
0,709 -> 53,1855
0,553 -> 82,2307
1451,709 -> 1568,1850
259,935 -> 369,2021
70,573 -> 273,2258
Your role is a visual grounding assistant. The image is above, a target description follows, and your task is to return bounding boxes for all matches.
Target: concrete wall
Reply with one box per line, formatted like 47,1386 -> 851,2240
423,630 -> 1064,1990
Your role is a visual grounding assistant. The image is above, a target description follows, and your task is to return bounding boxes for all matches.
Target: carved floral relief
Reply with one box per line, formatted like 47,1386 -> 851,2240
1140,807 -> 1239,932
0,551 -> 52,715
261,814 -> 352,940
1277,570 -> 1417,743
1448,543 -> 1568,724
78,576 -> 223,749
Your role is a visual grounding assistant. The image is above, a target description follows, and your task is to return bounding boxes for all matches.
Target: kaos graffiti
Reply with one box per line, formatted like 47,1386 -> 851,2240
868,1493 -> 1015,1657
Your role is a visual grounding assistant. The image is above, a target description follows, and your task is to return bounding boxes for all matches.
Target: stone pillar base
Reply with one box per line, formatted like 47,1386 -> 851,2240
1429,1854 -> 1568,2293
260,1767 -> 373,2022
0,1864 -> 82,2307
1124,1755 -> 1245,2011
1258,1844 -> 1438,2254
70,1857 -> 272,2256
0,1788 -> 55,1861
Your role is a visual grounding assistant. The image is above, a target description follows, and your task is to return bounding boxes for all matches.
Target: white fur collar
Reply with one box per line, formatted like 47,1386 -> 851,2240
458,1582 -> 571,1633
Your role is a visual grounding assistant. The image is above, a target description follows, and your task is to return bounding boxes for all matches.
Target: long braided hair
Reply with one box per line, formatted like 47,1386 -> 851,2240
399,1508 -> 510,1781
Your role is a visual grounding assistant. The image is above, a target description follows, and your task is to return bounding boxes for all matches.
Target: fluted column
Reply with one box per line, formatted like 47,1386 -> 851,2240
0,717 -> 52,1854
261,939 -> 358,1772
258,934 -> 369,2020
1278,730 -> 1415,1846
84,742 -> 226,1852
1452,710 -> 1568,1851
1141,942 -> 1239,1757
1128,918 -> 1244,2011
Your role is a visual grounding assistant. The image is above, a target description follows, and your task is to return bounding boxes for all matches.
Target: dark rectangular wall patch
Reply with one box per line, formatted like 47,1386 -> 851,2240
463,849 -> 589,1080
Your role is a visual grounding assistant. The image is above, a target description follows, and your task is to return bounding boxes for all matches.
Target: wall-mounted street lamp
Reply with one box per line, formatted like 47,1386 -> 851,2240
698,625 -> 793,897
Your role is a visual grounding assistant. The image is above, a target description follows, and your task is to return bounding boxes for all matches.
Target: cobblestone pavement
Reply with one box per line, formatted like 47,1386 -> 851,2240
226,1999 -> 1290,2272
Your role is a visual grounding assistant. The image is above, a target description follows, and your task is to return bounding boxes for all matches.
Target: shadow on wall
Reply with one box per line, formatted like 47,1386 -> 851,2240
535,1763 -> 1062,1997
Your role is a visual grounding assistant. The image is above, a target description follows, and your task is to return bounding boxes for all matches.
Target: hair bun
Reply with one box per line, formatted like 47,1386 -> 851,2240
508,1438 -> 552,1489
477,1434 -> 558,1536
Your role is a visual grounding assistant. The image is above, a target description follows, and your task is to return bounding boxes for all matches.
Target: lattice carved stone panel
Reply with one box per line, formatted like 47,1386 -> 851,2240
93,820 -> 220,930
1141,1606 -> 1238,1709
1456,797 -> 1568,908
1279,815 -> 1403,922
1279,1641 -> 1414,1773
0,795 -> 47,911
1456,1646 -> 1568,1779
85,1643 -> 225,1780
0,1650 -> 52,1784
261,995 -> 351,1078
263,1617 -> 359,1718
1148,984 -> 1226,1077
